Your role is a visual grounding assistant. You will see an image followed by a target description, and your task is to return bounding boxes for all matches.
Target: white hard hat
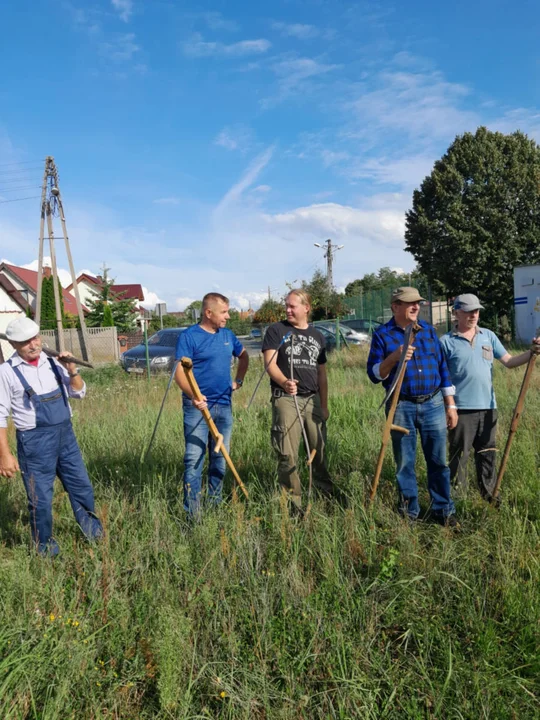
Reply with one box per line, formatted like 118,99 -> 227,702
5,317 -> 40,343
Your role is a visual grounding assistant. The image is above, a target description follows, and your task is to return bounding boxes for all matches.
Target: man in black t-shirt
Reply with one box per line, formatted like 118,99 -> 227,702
262,289 -> 341,510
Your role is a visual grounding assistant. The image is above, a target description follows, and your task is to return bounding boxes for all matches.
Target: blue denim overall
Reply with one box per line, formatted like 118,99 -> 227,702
10,358 -> 102,556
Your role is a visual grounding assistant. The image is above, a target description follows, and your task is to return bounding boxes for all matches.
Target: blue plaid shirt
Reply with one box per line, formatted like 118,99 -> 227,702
367,318 -> 453,397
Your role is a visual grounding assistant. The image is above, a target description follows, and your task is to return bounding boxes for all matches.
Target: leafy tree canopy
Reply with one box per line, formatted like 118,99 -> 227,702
253,298 -> 286,324
299,270 -> 347,321
405,126 -> 540,322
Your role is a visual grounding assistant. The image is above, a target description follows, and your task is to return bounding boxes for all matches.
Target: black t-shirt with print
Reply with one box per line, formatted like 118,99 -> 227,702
262,321 -> 327,395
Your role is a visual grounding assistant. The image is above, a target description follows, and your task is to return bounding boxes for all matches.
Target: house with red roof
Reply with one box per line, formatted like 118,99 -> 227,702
0,262 -> 86,361
66,273 -> 144,307
66,273 -> 146,323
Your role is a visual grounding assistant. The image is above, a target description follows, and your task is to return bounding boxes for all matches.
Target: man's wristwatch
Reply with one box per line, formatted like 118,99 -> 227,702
235,378 -> 243,387
68,369 -> 79,378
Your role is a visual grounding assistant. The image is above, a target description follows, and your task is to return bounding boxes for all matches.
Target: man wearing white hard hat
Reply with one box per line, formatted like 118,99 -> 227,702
0,317 -> 102,556
440,293 -> 540,503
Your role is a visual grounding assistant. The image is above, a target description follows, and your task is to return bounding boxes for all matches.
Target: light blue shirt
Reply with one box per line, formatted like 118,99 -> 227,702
0,351 -> 86,430
440,327 -> 507,410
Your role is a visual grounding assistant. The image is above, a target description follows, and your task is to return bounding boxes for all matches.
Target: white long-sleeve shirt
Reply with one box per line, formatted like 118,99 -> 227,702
0,351 -> 86,431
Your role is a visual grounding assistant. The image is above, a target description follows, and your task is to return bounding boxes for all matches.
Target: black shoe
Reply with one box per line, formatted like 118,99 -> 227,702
434,513 -> 461,529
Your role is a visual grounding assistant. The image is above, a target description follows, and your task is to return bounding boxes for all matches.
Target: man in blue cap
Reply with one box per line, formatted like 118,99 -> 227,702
0,317 -> 102,556
440,294 -> 540,502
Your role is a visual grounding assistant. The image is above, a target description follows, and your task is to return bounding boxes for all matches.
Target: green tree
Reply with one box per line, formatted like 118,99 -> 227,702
148,313 -> 185,332
405,126 -> 540,325
102,303 -> 114,327
86,269 -> 138,332
184,300 -> 202,323
301,270 -> 347,320
253,298 -> 286,324
40,275 -> 66,330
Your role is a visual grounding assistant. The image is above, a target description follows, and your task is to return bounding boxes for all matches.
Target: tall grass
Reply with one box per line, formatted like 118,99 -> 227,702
0,350 -> 539,718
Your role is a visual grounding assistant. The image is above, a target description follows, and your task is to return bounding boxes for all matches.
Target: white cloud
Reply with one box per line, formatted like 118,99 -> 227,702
101,32 -> 140,62
215,146 -> 274,213
271,22 -> 320,39
262,196 -> 406,249
252,185 -> 271,193
199,12 -> 239,32
111,0 -> 133,23
228,291 -> 268,310
174,296 -> 197,311
183,34 -> 271,58
214,125 -> 253,152
263,57 -> 340,107
153,197 -> 181,206
320,149 -> 350,167
350,70 -> 477,141
141,287 -> 165,310
21,258 -> 73,288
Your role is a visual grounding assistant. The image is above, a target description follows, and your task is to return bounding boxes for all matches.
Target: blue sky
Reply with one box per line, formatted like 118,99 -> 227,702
1,0 -> 539,310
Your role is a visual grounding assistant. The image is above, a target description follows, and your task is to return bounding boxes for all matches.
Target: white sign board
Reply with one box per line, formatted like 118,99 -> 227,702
514,265 -> 540,342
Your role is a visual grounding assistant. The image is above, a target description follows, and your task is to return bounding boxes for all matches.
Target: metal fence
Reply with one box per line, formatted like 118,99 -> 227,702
40,327 -> 119,364
343,290 -> 453,336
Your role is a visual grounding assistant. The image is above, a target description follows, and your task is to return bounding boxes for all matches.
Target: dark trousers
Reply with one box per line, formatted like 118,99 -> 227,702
16,420 -> 102,555
448,410 -> 498,499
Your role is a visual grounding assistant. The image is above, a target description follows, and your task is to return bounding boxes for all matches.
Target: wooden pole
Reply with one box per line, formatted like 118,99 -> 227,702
180,357 -> 248,500
46,203 -> 65,352
492,345 -> 538,500
51,161 -> 93,363
369,330 -> 418,502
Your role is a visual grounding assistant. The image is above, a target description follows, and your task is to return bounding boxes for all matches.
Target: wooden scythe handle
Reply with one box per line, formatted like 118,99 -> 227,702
369,331 -> 417,503
180,357 -> 248,500
492,349 -> 538,499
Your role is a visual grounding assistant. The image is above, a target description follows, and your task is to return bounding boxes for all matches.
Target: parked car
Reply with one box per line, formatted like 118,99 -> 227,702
250,327 -> 262,339
340,318 -> 382,333
121,328 -> 187,374
317,322 -> 370,346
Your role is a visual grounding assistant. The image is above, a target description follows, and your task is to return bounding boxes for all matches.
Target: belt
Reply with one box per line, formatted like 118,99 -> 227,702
272,388 -> 315,399
398,389 -> 440,404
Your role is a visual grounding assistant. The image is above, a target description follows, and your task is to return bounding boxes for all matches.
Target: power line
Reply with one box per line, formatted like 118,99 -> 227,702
0,166 -> 43,177
0,195 -> 41,205
0,159 -> 43,168
0,184 -> 41,193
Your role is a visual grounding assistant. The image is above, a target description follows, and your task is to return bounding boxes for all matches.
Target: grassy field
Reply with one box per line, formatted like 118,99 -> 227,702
0,349 -> 539,719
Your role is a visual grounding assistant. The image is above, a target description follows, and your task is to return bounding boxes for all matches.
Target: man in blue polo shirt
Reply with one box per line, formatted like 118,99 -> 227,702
440,293 -> 539,503
367,287 -> 459,526
174,293 -> 249,515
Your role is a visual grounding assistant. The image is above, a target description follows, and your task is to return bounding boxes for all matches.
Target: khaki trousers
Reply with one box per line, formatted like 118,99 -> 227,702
270,393 -> 333,506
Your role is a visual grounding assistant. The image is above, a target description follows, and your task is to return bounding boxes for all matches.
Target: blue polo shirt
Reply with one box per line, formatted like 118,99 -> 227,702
440,327 -> 507,410
175,324 -> 244,406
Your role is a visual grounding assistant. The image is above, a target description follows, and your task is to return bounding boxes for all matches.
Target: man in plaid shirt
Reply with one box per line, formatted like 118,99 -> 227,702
367,287 -> 459,526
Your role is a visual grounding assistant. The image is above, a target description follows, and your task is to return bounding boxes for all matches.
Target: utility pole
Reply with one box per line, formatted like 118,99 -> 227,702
314,239 -> 344,290
35,156 -> 92,361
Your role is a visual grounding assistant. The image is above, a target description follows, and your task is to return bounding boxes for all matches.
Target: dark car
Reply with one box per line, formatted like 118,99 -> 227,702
317,326 -> 338,352
340,318 -> 382,333
121,328 -> 187,374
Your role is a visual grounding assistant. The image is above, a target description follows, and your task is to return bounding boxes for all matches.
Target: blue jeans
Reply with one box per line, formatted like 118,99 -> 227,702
182,402 -> 233,515
390,392 -> 455,518
16,420 -> 103,556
